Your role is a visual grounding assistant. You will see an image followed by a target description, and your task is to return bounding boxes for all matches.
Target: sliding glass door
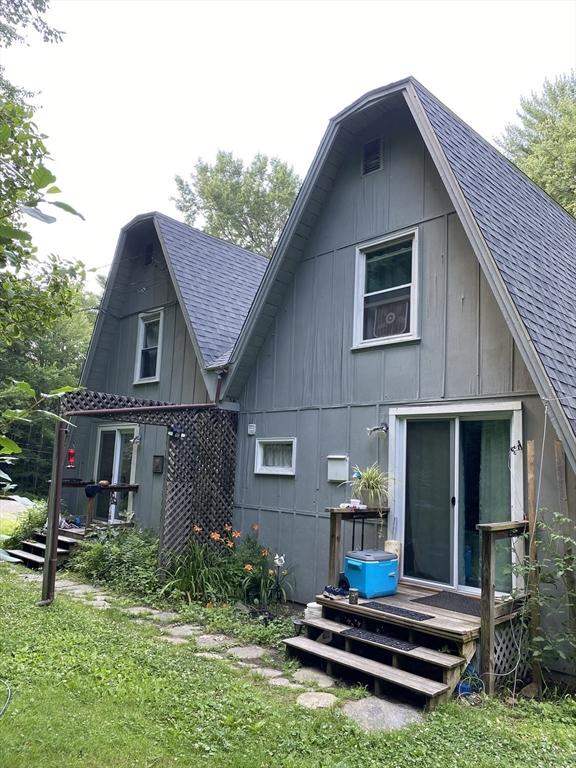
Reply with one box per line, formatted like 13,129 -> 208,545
396,407 -> 520,593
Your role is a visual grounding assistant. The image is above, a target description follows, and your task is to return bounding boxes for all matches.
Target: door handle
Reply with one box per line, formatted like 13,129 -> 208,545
451,497 -> 456,506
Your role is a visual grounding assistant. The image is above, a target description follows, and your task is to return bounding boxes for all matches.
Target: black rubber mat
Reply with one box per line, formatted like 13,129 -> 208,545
411,590 -> 482,617
362,602 -> 434,621
342,627 -> 418,651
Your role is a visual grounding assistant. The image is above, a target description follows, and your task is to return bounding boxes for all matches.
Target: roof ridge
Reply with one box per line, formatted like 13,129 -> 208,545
153,211 -> 269,262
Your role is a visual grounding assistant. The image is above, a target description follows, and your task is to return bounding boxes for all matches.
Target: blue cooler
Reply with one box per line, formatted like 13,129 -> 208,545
345,549 -> 399,599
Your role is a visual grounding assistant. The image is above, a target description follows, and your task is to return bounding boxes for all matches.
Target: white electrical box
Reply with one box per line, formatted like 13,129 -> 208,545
327,455 -> 349,483
247,423 -> 256,436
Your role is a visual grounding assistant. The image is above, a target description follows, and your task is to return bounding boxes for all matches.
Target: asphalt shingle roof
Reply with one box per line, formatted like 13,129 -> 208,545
413,81 -> 576,431
154,213 -> 267,365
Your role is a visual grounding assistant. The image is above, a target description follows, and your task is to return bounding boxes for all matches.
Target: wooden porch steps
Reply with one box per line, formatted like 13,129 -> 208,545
284,635 -> 450,706
284,589 -> 482,708
7,530 -> 82,569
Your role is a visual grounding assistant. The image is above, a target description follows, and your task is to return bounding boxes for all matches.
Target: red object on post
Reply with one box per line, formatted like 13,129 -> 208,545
66,447 -> 76,469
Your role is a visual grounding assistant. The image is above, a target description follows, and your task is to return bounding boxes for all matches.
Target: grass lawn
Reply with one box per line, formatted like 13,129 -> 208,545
0,566 -> 575,768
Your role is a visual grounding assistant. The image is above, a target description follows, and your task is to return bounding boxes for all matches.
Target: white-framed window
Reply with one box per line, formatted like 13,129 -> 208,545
353,228 -> 419,349
134,309 -> 163,384
254,438 -> 297,476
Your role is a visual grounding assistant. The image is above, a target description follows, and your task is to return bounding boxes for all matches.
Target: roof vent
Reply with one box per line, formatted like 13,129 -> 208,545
362,138 -> 382,175
144,242 -> 153,265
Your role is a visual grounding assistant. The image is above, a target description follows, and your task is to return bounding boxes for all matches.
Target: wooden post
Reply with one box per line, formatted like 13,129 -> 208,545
527,439 -> 543,695
479,526 -> 496,694
86,495 -> 96,529
328,509 -> 343,585
40,422 -> 67,605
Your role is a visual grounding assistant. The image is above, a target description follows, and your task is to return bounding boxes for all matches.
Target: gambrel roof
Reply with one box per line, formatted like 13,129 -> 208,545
82,212 -> 267,393
153,213 -> 267,365
223,77 -> 576,469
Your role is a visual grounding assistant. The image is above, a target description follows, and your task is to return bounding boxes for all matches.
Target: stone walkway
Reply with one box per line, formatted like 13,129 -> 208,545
15,570 -> 423,731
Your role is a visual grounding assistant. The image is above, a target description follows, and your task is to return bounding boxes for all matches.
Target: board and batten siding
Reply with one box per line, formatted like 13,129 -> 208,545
64,232 -> 209,532
232,109 -> 572,604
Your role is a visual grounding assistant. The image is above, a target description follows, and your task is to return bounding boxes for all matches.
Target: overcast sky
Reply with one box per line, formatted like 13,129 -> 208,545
2,0 -> 575,282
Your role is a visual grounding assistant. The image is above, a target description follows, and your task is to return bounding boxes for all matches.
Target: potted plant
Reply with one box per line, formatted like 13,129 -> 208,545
341,463 -> 390,543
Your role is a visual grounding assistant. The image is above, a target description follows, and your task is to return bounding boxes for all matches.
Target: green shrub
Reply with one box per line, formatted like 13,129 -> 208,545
71,526 -> 160,598
160,537 -> 236,604
6,501 -> 47,548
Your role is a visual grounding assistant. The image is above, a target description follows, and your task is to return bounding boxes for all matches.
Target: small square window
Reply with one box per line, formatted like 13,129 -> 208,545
255,438 -> 296,476
353,230 -> 419,348
362,138 -> 382,175
134,310 -> 163,383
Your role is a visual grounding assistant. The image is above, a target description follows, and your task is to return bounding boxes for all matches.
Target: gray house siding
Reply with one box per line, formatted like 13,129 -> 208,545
64,232 -> 209,531
232,109 -> 573,604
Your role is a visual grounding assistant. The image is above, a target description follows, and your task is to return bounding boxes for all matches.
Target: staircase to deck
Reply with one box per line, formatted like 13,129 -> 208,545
284,586 -> 482,710
7,530 -> 82,568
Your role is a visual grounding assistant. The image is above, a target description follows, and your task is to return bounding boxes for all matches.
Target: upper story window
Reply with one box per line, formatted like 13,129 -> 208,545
134,309 -> 163,384
353,229 -> 419,349
362,138 -> 383,175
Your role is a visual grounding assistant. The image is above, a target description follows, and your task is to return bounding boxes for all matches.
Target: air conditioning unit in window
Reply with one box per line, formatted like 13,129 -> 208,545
373,297 -> 410,337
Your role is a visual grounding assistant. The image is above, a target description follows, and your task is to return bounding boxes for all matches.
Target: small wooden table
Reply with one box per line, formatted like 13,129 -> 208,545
327,506 -> 389,585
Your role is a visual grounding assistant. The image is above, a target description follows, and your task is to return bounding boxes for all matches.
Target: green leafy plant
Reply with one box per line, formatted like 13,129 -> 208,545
341,463 -> 390,541
5,499 -> 47,548
71,526 -> 161,598
517,511 -> 576,667
160,537 -> 236,604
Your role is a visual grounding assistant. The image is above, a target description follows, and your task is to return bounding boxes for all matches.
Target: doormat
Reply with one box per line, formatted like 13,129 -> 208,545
411,591 -> 481,617
362,602 -> 434,621
342,627 -> 418,651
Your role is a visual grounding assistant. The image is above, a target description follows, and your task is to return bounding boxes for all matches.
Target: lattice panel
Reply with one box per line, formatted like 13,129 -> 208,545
493,618 -> 530,688
59,390 -> 237,559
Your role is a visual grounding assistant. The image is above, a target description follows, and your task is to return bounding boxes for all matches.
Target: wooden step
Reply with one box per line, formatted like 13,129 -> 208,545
284,635 -> 449,700
23,540 -> 68,556
6,549 -> 45,566
33,532 -> 82,547
303,617 -> 465,669
316,595 -> 479,642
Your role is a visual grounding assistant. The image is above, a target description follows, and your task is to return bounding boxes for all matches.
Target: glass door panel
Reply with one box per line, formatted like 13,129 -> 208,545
458,419 -> 511,592
95,431 -> 115,520
404,420 -> 452,585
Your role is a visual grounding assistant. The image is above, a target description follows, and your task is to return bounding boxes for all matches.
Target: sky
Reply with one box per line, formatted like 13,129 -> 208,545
1,0 -> 576,284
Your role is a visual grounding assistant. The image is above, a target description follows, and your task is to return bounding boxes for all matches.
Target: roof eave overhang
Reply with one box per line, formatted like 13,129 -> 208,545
403,81 -> 576,471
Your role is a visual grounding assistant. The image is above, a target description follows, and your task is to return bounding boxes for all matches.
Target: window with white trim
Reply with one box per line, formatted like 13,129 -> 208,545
134,309 -> 163,383
354,229 -> 419,348
255,438 -> 296,476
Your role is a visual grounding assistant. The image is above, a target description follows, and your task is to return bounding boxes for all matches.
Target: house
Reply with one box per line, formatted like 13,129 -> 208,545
62,212 -> 267,529
72,79 -> 576,632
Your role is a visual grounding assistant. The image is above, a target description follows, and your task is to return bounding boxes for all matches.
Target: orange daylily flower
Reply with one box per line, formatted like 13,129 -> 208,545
251,523 -> 259,532
225,540 -> 234,548
210,531 -> 222,541
243,563 -> 254,572
193,525 -> 203,534
232,530 -> 241,539
223,523 -> 232,531
261,548 -> 269,557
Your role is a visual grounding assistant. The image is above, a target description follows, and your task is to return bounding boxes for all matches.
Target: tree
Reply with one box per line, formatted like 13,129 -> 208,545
498,73 -> 576,216
174,151 -> 300,258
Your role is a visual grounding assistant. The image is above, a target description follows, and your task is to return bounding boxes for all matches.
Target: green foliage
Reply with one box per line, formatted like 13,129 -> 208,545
499,73 -> 576,216
517,512 -> 576,666
71,526 -> 161,598
0,0 -> 62,47
179,602 -> 296,648
174,150 -> 301,257
0,285 -> 96,494
5,499 -> 46,547
161,536 -> 236,604
2,566 -> 576,767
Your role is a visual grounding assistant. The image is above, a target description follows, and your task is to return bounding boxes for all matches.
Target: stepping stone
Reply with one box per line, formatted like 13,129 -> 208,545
148,611 -> 180,623
293,667 -> 336,688
341,696 -> 423,732
227,645 -> 266,660
297,692 -> 337,709
194,652 -> 225,660
160,636 -> 188,645
122,606 -> 155,616
163,624 -> 203,639
21,573 -> 43,582
91,600 -> 112,610
54,579 -> 79,588
250,667 -> 283,679
268,677 -> 304,690
60,584 -> 100,596
195,634 -> 233,648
